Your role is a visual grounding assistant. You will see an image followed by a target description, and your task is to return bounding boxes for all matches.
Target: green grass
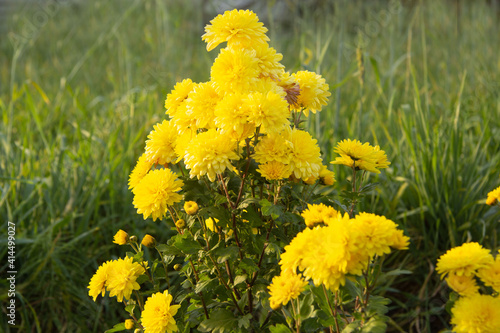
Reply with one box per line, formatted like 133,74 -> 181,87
1,0 -> 499,332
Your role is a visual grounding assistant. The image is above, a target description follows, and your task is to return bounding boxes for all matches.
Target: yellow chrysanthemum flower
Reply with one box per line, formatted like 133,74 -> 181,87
141,290 -> 180,333
445,271 -> 479,296
290,70 -> 331,116
128,153 -> 154,190
106,257 -> 145,302
184,201 -> 199,215
171,101 -> 199,135
165,79 -> 195,117
253,43 -> 284,79
301,203 -> 339,228
436,242 -> 494,279
132,169 -> 184,221
184,129 -> 240,182
210,47 -> 260,94
185,81 -> 220,130
174,129 -> 197,163
319,165 -> 336,186
202,9 -> 269,51
486,186 -> 500,205
245,90 -> 290,134
331,139 -> 390,174
477,253 -> 500,293
205,217 -> 219,232
113,229 -> 129,245
268,271 -> 308,310
145,120 -> 179,165
253,131 -> 293,165
278,71 -> 301,107
88,260 -> 112,301
141,234 -> 156,248
288,128 -> 322,180
450,294 -> 500,333
214,93 -> 254,138
257,161 -> 292,180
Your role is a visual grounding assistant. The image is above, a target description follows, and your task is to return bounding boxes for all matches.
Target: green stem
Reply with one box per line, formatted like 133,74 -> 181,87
155,247 -> 170,289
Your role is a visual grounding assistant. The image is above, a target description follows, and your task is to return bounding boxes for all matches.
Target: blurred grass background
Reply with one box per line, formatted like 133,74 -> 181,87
0,0 -> 499,332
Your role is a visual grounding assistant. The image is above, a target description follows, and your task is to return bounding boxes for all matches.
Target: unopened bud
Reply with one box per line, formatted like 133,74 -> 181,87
141,234 -> 156,248
174,264 -> 182,271
175,219 -> 186,229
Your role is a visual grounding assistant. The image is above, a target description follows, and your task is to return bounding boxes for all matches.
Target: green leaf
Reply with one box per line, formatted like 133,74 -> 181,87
124,304 -> 135,316
237,314 -> 252,329
174,234 -> 202,255
233,274 -> 247,286
237,197 -> 260,210
341,321 -> 361,333
365,296 -> 390,316
299,292 -> 316,321
259,199 -> 283,220
104,323 -> 126,333
360,316 -> 387,333
195,277 -> 217,294
213,245 -> 239,263
269,324 -> 293,333
198,308 -> 238,333
239,258 -> 259,274
156,244 -> 183,256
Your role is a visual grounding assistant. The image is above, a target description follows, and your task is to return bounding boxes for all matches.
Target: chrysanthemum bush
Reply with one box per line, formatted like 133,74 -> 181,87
88,9 -> 410,333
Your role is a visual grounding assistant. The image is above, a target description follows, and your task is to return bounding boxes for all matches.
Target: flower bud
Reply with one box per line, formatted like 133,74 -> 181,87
174,263 -> 182,271
175,219 -> 186,229
141,234 -> 156,248
113,229 -> 129,245
124,319 -> 134,330
184,201 -> 199,215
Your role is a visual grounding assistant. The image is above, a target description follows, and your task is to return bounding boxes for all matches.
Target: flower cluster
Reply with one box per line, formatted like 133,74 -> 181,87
331,139 -> 390,174
269,206 -> 409,304
436,243 -> 500,332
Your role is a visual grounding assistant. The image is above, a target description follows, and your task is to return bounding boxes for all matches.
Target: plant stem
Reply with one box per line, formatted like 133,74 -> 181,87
155,246 -> 170,288
323,285 -> 340,332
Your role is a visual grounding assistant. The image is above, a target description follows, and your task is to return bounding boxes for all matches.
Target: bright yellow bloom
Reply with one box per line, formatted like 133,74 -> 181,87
301,203 -> 339,228
132,169 -> 184,221
257,161 -> 292,180
253,131 -> 292,165
184,201 -> 199,215
486,186 -> 500,205
125,319 -> 134,330
445,272 -> 479,296
88,261 -> 112,301
214,93 -> 254,138
268,271 -> 308,310
174,129 -> 197,163
145,120 -> 179,165
436,242 -> 494,279
477,253 -> 500,292
128,153 -> 154,190
185,81 -> 220,130
287,128 -> 322,180
210,47 -> 260,94
165,79 -> 195,117
450,294 -> 500,333
331,139 -> 390,174
141,234 -> 156,248
184,129 -> 239,182
245,90 -> 290,134
113,229 -> 129,245
106,257 -> 145,302
205,217 -> 218,232
278,71 -> 301,107
290,70 -> 331,116
319,165 -> 336,186
141,290 -> 180,333
202,9 -> 269,51
253,44 -> 284,79
171,101 -> 199,135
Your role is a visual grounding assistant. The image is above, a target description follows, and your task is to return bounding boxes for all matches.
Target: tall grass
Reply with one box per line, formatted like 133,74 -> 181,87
0,0 -> 499,332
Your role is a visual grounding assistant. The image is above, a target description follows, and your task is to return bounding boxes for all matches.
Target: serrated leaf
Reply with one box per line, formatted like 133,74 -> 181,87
104,322 -> 126,333
233,275 -> 247,286
195,278 -> 217,294
198,308 -> 238,333
360,316 -> 387,333
156,244 -> 183,256
269,324 -> 293,333
365,296 -> 390,316
237,314 -> 252,329
239,258 -> 259,274
299,292 -> 316,320
237,197 -> 260,210
341,321 -> 361,333
174,234 -> 202,255
259,199 -> 283,220
213,245 -> 239,263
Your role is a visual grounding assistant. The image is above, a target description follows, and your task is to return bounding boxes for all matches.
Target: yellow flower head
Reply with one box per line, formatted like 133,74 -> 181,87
445,271 -> 479,296
278,71 -> 301,107
257,161 -> 292,181
214,93 -> 254,138
268,271 -> 308,310
436,242 -> 494,279
128,153 -> 154,190
174,129 -> 197,163
319,165 -> 336,186
245,89 -> 290,134
331,139 -> 390,174
184,201 -> 199,215
113,229 -> 129,245
88,260 -> 112,301
141,290 -> 181,333
211,47 -> 260,94
185,81 -> 220,130
202,9 -> 269,51
486,186 -> 500,205
477,253 -> 500,293
290,70 -> 331,116
165,79 -> 195,117
205,217 -> 219,232
450,294 -> 500,333
171,101 -> 199,135
288,128 -> 322,180
301,203 -> 339,228
253,131 -> 293,165
132,169 -> 184,221
106,257 -> 145,302
253,44 -> 284,79
124,319 -> 134,330
145,120 -> 179,165
184,129 -> 240,182
141,234 -> 156,248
